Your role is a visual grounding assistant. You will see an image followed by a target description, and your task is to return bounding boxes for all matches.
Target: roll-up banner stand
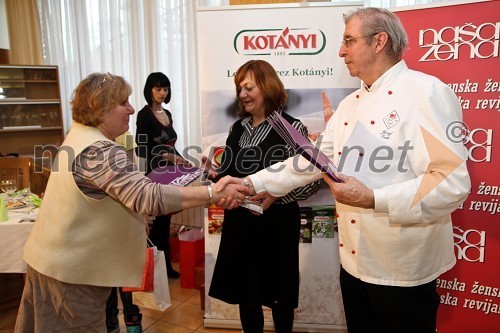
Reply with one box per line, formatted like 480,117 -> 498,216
395,1 -> 499,332
198,3 -> 362,331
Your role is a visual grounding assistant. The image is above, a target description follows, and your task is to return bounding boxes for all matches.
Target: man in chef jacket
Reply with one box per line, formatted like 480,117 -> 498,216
216,7 -> 470,333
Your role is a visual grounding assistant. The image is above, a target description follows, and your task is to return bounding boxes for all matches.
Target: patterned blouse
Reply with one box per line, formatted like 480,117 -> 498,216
238,115 -> 321,204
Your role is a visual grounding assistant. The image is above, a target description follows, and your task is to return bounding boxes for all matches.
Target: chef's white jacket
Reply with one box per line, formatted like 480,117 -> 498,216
249,60 -> 471,287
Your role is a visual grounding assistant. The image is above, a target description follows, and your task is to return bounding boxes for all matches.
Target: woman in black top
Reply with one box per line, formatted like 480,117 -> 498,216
135,72 -> 188,278
208,60 -> 320,333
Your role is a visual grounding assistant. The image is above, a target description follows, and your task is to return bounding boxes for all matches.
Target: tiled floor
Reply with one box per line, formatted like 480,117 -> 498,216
0,263 -> 241,333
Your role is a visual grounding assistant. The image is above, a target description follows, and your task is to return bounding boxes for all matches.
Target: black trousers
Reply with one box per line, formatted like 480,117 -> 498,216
105,287 -> 140,318
239,302 -> 294,333
340,267 -> 439,333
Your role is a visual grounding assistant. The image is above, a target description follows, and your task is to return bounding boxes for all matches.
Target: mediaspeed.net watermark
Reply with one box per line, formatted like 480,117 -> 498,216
32,121 -> 469,179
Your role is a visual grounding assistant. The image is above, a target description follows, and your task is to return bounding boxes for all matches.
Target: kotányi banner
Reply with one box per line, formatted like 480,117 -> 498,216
197,3 -> 362,331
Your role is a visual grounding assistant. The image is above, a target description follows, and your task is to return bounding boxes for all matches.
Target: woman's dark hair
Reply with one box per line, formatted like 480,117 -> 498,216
143,72 -> 171,106
234,60 -> 287,118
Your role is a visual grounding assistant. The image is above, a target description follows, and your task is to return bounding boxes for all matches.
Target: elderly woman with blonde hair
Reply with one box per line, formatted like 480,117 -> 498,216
15,72 -> 246,332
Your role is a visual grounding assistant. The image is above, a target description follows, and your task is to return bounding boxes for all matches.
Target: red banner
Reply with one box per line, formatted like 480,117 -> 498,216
396,1 -> 499,332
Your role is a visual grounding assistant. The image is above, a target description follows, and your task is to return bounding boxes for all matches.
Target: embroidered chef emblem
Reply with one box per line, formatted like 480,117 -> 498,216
383,110 -> 400,129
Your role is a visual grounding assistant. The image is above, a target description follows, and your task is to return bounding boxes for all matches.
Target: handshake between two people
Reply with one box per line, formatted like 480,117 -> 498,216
211,176 -> 277,214
205,148 -> 375,212
212,173 -> 376,212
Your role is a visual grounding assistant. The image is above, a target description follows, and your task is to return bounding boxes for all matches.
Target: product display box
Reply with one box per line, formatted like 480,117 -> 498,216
311,206 -> 335,238
299,207 -> 313,243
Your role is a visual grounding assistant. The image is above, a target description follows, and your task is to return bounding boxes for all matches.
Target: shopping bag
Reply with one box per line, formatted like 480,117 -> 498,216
170,235 -> 180,263
132,248 -> 172,311
122,246 -> 154,292
179,226 -> 205,288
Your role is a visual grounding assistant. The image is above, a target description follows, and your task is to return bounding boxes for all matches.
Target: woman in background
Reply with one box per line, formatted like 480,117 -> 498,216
208,60 -> 321,333
135,72 -> 187,278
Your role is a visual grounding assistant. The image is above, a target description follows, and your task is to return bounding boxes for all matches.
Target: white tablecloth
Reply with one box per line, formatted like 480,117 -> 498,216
0,206 -> 38,273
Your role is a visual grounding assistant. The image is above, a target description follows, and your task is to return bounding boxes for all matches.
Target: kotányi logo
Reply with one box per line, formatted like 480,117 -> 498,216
234,27 -> 326,56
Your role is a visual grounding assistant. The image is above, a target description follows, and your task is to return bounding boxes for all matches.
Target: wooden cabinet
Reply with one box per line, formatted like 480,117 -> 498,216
0,65 -> 64,156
